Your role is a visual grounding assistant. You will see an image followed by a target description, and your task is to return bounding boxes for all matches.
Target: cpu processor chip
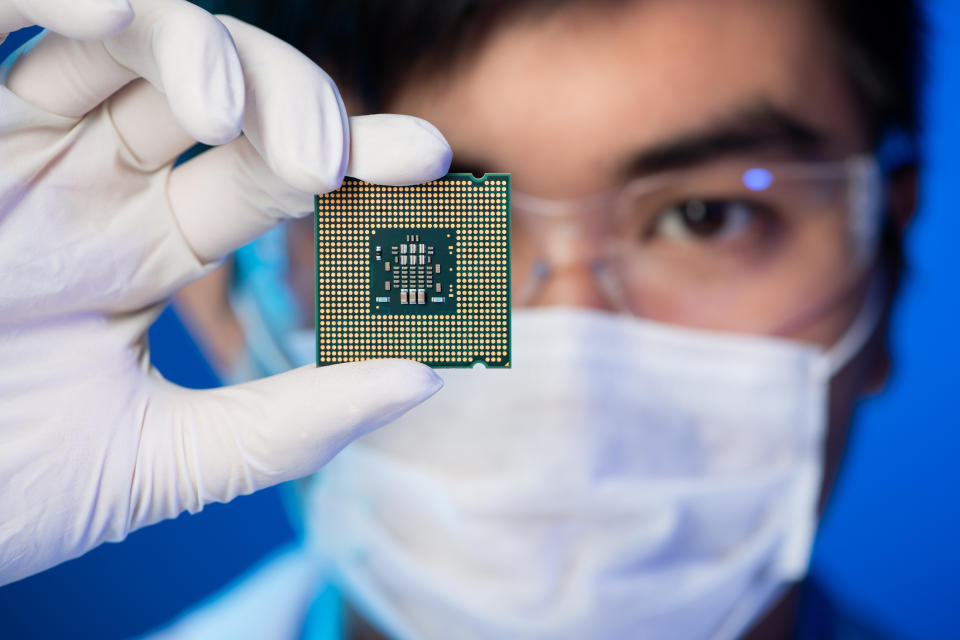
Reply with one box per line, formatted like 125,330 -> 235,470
315,173 -> 511,368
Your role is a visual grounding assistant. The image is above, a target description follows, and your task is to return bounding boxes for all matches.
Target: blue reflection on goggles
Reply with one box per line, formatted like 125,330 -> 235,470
742,167 -> 774,191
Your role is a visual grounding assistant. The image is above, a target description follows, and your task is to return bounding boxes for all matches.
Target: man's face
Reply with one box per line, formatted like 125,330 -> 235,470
380,0 -> 889,507
279,0 -> 894,506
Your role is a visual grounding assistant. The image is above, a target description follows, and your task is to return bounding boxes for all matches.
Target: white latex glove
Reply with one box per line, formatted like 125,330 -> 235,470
0,0 -> 452,586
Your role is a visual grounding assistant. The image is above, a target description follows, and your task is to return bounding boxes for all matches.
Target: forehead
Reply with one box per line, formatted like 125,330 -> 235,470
390,0 -> 865,196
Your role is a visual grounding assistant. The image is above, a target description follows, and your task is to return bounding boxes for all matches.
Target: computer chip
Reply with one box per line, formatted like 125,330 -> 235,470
315,173 -> 511,368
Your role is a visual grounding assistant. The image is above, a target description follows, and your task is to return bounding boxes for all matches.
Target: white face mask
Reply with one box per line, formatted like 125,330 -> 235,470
300,293 -> 880,640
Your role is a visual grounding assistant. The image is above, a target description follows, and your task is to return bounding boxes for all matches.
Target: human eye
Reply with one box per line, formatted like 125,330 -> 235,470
645,198 -> 780,246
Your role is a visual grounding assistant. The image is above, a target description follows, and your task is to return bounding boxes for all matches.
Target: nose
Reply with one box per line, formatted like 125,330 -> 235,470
523,261 -> 618,312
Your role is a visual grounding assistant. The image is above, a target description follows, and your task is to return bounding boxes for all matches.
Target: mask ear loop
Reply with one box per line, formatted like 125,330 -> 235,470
819,154 -> 889,378
820,269 -> 888,378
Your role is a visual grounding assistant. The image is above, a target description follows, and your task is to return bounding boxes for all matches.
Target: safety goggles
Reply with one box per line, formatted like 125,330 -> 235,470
511,147 -> 900,335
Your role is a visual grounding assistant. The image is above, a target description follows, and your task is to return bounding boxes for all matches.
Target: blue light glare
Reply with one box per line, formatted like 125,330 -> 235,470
742,168 -> 773,191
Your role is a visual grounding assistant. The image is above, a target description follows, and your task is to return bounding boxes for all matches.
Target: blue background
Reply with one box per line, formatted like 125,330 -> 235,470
1,4 -> 958,638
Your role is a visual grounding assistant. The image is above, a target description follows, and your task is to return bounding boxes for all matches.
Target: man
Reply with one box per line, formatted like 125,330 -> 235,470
4,0 -> 928,637
161,0 -> 922,638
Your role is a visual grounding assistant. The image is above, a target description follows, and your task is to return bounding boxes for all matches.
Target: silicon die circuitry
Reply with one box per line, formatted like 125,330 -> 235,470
370,229 -> 457,314
315,173 -> 511,368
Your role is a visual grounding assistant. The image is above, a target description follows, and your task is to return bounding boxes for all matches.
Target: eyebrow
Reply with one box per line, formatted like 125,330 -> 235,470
620,101 -> 828,179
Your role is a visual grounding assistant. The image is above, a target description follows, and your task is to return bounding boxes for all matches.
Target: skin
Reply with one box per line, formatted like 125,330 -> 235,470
176,0 -> 917,636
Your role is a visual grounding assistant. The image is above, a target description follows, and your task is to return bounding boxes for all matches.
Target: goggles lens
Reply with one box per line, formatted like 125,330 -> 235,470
512,156 -> 882,334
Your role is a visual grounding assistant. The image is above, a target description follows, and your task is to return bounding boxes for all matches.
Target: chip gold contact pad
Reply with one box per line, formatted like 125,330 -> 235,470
315,173 -> 511,368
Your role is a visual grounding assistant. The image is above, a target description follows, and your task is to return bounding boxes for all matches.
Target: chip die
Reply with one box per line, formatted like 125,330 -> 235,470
315,173 -> 511,368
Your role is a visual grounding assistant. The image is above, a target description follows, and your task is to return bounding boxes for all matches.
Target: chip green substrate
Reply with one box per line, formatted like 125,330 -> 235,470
315,173 -> 511,368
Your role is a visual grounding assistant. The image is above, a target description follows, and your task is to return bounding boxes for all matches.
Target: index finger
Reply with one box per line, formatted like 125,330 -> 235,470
4,0 -> 243,146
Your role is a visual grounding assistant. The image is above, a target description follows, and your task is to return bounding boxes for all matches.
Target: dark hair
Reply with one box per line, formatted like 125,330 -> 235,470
196,0 -> 924,144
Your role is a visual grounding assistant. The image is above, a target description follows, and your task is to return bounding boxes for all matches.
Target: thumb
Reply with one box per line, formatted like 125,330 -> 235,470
129,359 -> 441,530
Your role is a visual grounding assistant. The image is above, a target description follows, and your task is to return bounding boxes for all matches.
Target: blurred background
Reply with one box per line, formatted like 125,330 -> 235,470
0,2 -> 957,638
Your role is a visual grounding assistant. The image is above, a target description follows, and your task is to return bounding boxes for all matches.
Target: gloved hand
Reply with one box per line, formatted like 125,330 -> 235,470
0,0 -> 451,585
